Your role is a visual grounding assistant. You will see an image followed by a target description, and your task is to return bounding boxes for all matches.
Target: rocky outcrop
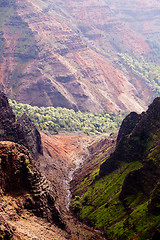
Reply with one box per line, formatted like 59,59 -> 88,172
17,113 -> 43,157
116,111 -> 142,144
0,141 -> 65,229
0,90 -> 67,229
0,91 -> 43,157
98,97 -> 160,229
99,97 -> 160,176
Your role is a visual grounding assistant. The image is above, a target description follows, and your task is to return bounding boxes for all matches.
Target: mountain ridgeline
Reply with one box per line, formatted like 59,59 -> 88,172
0,0 -> 160,114
71,97 -> 160,240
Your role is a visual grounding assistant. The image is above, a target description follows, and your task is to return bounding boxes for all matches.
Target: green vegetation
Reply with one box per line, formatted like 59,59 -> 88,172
9,100 -> 126,136
71,196 -> 82,214
118,53 -> 160,95
71,100 -> 160,239
71,161 -> 160,239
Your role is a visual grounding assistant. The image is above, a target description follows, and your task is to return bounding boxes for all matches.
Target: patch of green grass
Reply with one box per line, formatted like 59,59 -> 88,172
72,159 -> 159,238
72,161 -> 144,239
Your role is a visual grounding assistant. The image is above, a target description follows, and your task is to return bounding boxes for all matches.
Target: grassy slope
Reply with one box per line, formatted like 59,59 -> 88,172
71,99 -> 160,240
71,159 -> 153,239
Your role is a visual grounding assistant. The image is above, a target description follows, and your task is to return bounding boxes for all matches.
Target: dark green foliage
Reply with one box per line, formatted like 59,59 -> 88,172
71,196 -> 82,213
9,100 -> 126,136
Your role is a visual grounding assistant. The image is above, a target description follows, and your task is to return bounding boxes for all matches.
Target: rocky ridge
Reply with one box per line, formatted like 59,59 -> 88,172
0,141 -> 65,228
99,97 -> 160,175
0,91 -> 43,157
0,91 -> 67,238
71,97 -> 160,239
0,91 -> 106,239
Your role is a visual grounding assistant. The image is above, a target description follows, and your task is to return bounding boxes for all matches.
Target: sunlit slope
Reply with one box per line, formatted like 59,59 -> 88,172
0,0 -> 160,113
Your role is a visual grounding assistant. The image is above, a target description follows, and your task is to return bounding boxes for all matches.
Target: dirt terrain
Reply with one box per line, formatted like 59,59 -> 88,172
40,132 -> 94,210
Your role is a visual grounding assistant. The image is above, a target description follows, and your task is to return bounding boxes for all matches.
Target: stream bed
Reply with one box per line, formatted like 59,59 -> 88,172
63,159 -> 82,211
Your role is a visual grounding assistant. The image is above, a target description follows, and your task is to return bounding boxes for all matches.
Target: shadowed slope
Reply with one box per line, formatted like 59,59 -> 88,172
71,98 -> 160,239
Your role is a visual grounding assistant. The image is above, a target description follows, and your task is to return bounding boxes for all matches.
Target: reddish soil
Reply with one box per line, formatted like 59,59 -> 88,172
39,132 -> 93,205
0,0 -> 156,113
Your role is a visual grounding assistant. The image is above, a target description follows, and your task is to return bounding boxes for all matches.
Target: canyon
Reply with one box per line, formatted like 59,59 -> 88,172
0,91 -> 107,239
0,82 -> 160,240
0,90 -> 160,239
0,1 -> 160,239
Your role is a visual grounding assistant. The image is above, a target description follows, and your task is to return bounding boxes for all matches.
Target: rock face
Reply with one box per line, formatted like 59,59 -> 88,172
0,141 -> 65,229
99,97 -> 160,176
0,0 -> 159,113
0,91 -> 43,157
0,90 -> 66,234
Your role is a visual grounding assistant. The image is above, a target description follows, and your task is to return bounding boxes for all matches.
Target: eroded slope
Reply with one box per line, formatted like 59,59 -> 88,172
0,91 -> 106,239
0,0 -> 157,113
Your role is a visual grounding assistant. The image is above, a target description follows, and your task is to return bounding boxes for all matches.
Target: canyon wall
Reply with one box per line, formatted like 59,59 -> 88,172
0,0 -> 160,113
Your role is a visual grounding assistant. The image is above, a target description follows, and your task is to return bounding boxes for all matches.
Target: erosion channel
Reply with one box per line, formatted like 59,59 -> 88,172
40,133 -> 94,213
64,158 -> 84,211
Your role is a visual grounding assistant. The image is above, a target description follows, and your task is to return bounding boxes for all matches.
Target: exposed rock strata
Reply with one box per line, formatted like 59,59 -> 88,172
0,141 -> 65,228
0,0 -> 157,113
0,91 -> 43,157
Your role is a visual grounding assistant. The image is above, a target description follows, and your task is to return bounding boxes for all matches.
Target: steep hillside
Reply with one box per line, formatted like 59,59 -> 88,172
71,98 -> 160,239
0,91 -> 107,239
0,91 -> 43,157
1,0 -> 160,113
